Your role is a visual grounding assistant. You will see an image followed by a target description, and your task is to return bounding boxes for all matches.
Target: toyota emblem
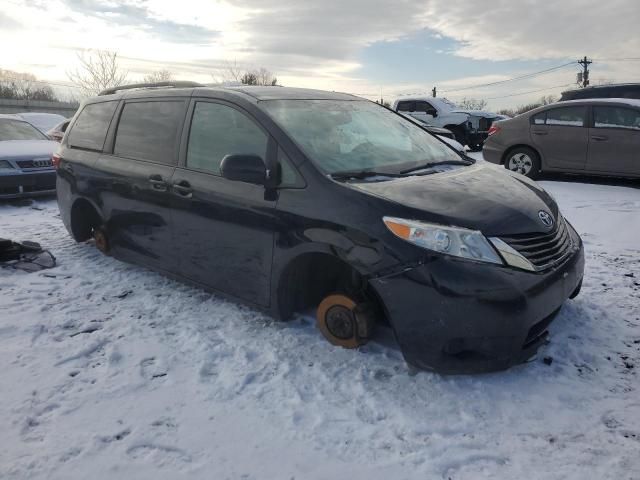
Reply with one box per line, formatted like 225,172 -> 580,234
538,210 -> 554,228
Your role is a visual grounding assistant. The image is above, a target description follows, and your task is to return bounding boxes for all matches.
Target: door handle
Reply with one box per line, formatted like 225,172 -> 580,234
172,180 -> 193,198
591,135 -> 608,141
532,130 -> 548,136
148,174 -> 168,191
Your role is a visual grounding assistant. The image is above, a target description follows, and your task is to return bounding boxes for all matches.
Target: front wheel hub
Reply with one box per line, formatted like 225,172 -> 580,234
325,305 -> 356,339
93,227 -> 110,254
316,294 -> 375,349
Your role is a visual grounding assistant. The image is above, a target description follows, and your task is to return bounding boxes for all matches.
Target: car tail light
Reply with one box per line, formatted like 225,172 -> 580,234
52,153 -> 61,169
487,125 -> 501,136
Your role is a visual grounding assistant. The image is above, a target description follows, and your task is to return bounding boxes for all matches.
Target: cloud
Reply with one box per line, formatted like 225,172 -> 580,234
423,0 -> 640,61
62,0 -> 220,44
227,0 -> 426,61
0,12 -> 21,30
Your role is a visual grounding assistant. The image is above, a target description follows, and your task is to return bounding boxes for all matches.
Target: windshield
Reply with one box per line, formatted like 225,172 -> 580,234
261,100 -> 461,175
19,114 -> 66,132
0,119 -> 48,141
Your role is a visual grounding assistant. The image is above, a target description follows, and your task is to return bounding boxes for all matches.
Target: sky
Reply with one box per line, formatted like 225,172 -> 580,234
1,0 -> 639,110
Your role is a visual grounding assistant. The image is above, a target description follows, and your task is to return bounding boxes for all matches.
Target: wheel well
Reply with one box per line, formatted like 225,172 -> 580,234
277,252 -> 382,321
501,144 -> 540,166
70,198 -> 102,242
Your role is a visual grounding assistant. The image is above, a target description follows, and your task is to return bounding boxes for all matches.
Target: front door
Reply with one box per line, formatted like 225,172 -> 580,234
587,105 -> 640,175
170,99 -> 277,307
530,105 -> 588,171
98,99 -> 187,271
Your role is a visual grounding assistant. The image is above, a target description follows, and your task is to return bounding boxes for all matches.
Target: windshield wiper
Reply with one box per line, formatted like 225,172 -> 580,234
329,169 -> 406,180
400,159 -> 473,175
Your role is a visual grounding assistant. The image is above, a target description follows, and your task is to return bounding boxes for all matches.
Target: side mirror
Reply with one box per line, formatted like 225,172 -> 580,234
220,154 -> 267,185
427,109 -> 438,118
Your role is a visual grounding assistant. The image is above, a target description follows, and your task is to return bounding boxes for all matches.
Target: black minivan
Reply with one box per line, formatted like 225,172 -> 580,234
55,83 -> 585,374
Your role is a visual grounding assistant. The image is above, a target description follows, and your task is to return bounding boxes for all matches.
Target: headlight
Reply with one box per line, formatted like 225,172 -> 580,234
383,216 -> 503,265
0,160 -> 15,169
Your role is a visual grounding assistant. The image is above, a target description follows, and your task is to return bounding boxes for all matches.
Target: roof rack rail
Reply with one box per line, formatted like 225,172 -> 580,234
98,81 -> 205,96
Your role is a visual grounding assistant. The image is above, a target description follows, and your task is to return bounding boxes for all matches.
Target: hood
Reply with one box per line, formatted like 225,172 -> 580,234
425,125 -> 453,135
0,140 -> 58,160
450,109 -> 497,118
347,163 -> 559,236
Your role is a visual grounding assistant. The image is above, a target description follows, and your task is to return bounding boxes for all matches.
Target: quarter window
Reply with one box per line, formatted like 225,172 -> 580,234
67,101 -> 117,151
544,107 -> 586,127
278,148 -> 299,186
114,101 -> 184,164
532,112 -> 546,125
593,106 -> 640,130
186,102 -> 268,175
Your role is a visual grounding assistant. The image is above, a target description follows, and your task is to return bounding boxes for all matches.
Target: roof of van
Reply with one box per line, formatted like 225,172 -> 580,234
554,98 -> 640,108
562,83 -> 640,93
94,84 -> 361,102
222,86 -> 359,101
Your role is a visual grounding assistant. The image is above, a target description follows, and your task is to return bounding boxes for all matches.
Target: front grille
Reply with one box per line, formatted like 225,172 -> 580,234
523,309 -> 558,349
17,159 -> 53,169
500,217 -> 573,271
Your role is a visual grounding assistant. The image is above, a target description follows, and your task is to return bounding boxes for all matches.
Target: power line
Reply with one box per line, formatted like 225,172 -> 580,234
442,62 -> 576,93
484,83 -> 575,100
592,57 -> 640,62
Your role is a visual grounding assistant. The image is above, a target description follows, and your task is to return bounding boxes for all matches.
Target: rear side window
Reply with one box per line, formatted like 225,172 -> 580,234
532,112 -> 546,125
114,101 -> 184,164
67,101 -> 117,151
544,107 -> 586,127
593,106 -> 640,130
396,101 -> 415,112
186,102 -> 268,175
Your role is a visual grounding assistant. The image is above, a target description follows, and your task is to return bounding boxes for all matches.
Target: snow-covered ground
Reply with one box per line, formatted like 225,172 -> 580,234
1,171 -> 639,479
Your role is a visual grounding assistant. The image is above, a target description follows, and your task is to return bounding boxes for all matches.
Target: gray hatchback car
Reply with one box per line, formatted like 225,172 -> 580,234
483,99 -> 640,179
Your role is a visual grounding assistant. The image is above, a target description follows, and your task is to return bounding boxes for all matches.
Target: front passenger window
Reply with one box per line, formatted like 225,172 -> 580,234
594,106 -> 640,130
187,102 -> 268,174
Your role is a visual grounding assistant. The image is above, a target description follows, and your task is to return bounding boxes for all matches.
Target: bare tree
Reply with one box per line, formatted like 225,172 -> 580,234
254,67 -> 278,86
0,69 -> 57,101
215,60 -> 278,86
497,95 -> 560,117
216,59 -> 244,83
143,69 -> 174,84
458,97 -> 488,110
539,94 -> 557,105
67,50 -> 128,97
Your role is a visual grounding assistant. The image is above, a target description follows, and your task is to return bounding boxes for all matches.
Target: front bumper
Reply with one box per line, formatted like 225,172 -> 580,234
370,230 -> 585,374
0,170 -> 56,199
467,131 -> 489,146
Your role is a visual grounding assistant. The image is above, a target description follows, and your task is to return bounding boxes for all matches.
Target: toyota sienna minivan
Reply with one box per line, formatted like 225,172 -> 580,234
55,82 -> 585,374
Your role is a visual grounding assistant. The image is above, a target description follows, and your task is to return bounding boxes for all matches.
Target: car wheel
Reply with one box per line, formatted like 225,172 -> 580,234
316,294 -> 375,349
505,147 -> 541,179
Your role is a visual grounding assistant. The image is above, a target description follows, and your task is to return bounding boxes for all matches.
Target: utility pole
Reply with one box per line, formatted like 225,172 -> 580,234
432,86 -> 437,98
577,56 -> 592,88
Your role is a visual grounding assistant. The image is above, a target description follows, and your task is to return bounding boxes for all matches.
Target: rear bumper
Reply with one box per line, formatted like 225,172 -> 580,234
370,228 -> 585,374
482,140 -> 504,164
0,170 -> 56,199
